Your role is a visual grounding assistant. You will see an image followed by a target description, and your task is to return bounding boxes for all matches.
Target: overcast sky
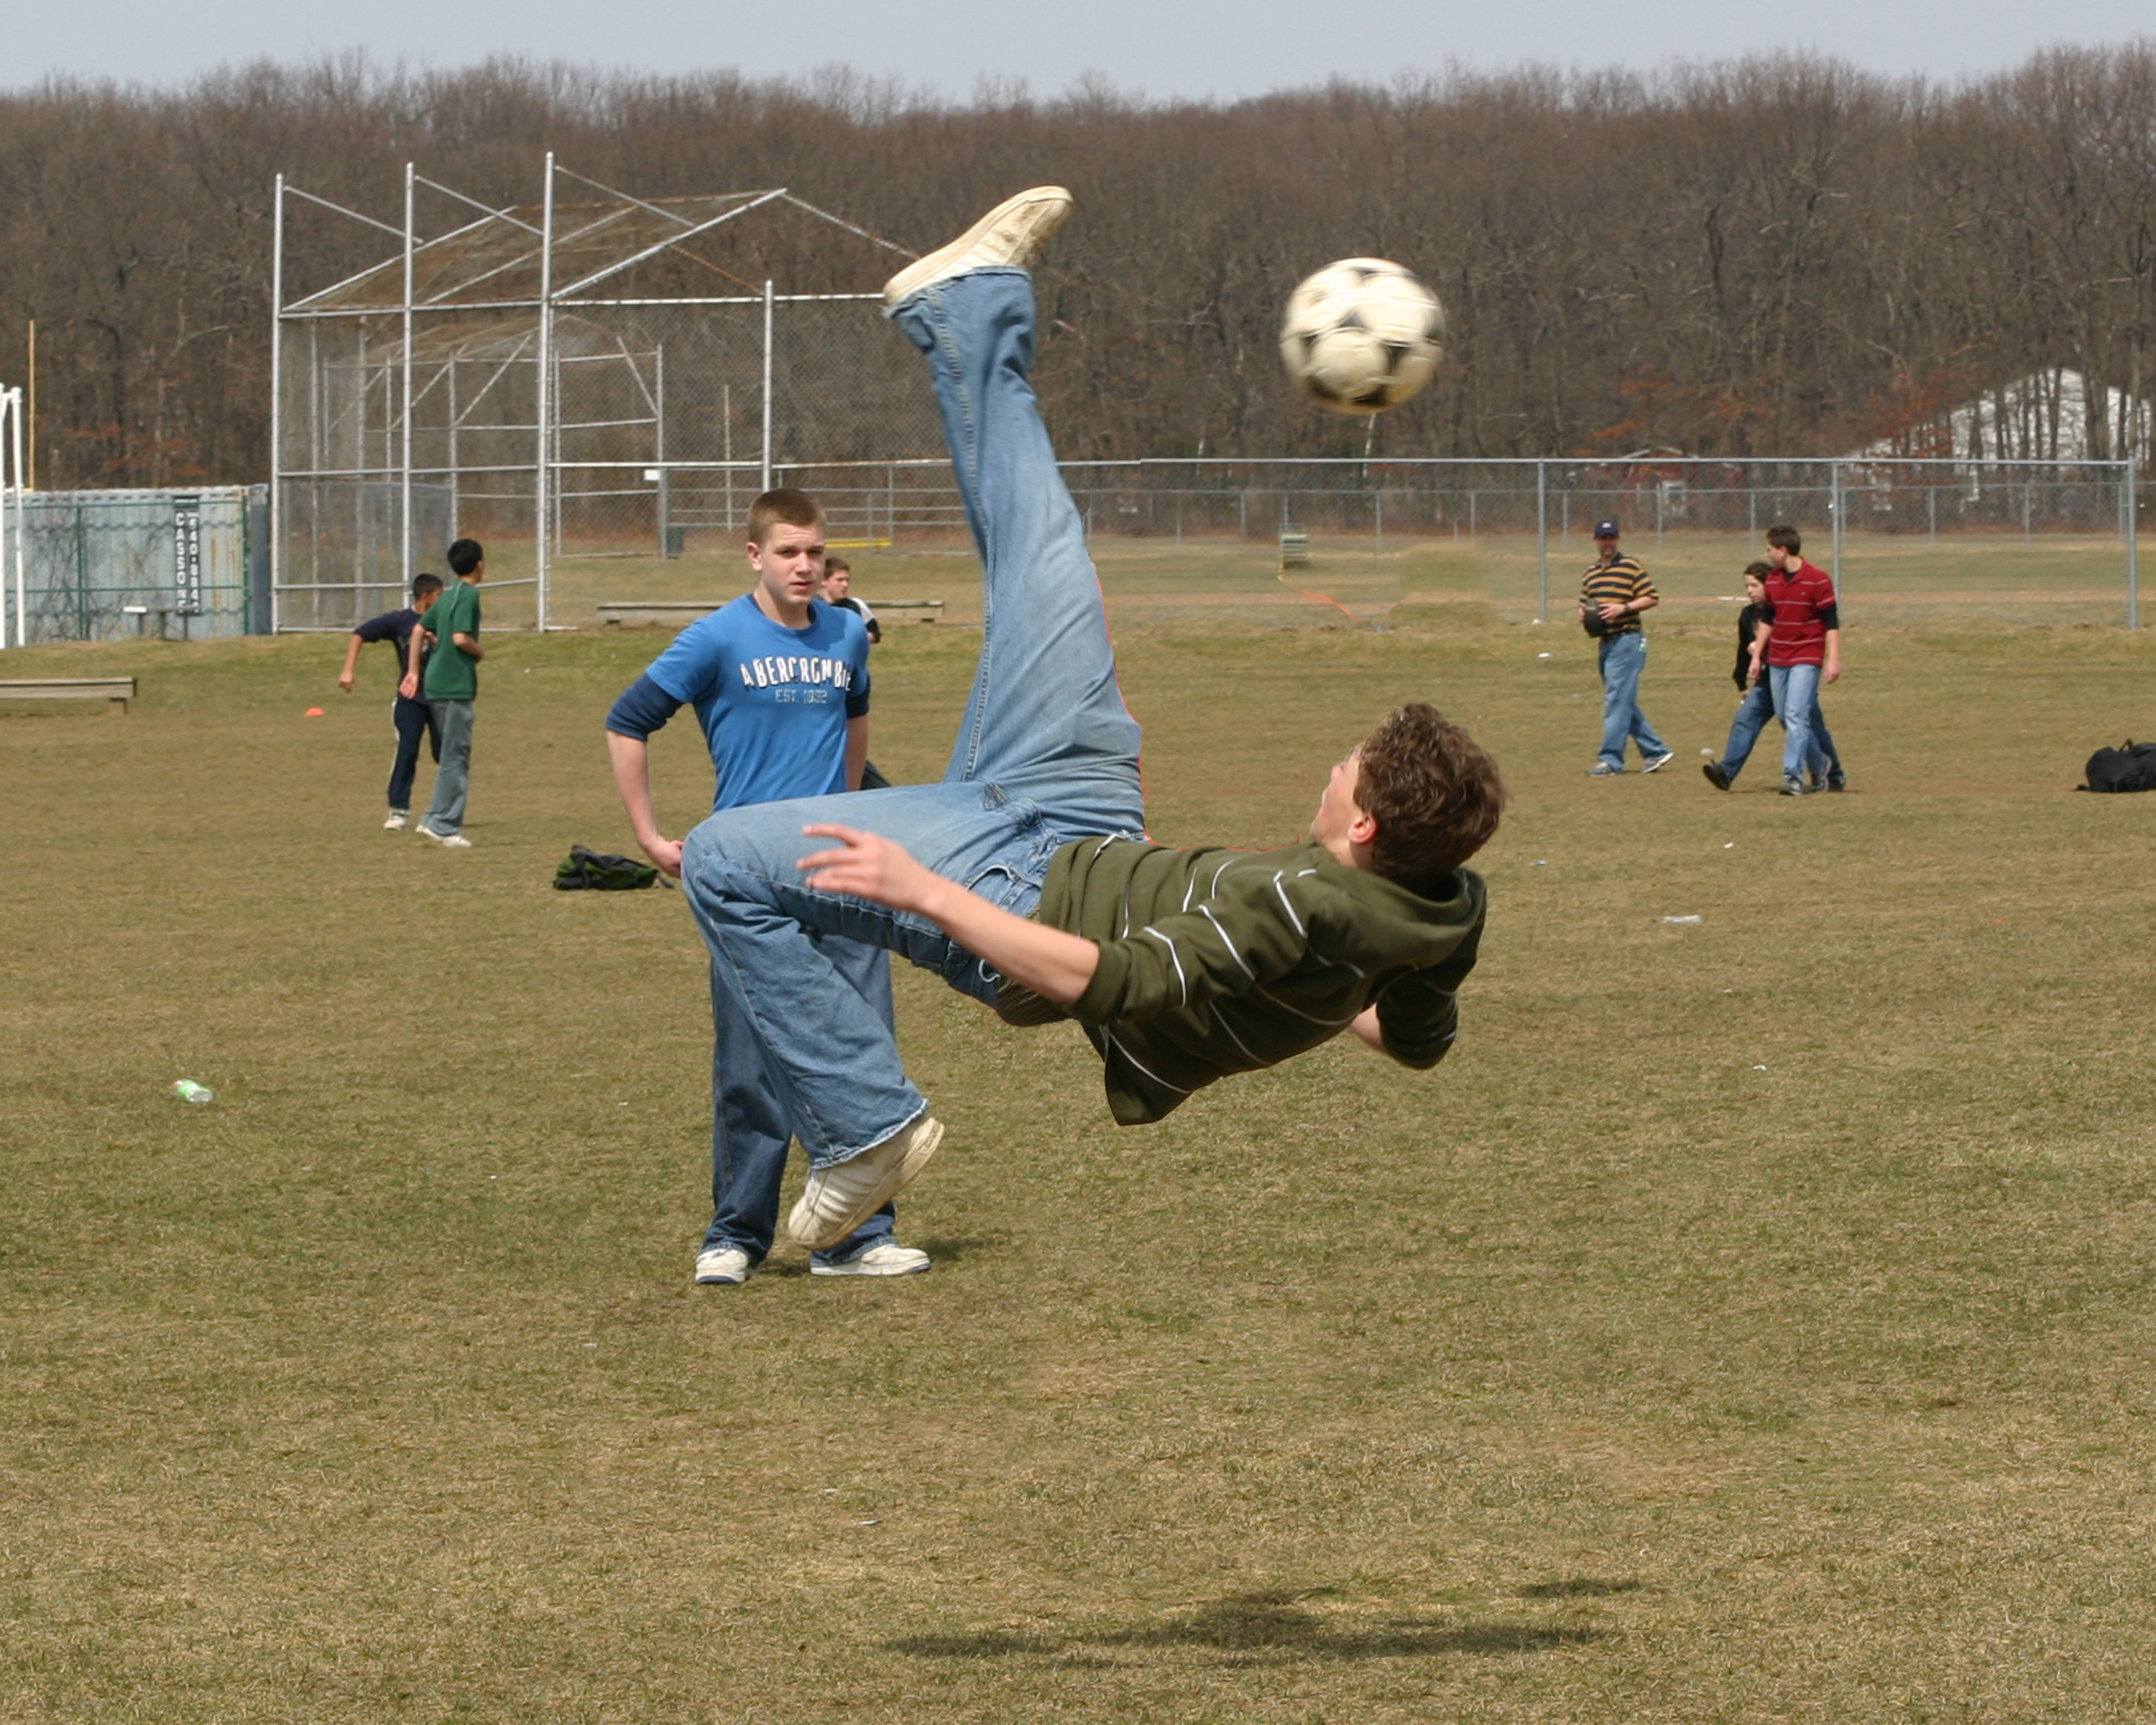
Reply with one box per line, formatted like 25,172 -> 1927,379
10,0 -> 2153,99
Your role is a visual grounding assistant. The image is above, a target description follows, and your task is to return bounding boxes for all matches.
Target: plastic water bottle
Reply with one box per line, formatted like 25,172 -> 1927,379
172,1079 -> 214,1105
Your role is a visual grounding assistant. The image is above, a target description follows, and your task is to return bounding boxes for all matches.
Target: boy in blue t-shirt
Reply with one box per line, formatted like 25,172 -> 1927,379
606,489 -> 926,1285
337,574 -> 442,829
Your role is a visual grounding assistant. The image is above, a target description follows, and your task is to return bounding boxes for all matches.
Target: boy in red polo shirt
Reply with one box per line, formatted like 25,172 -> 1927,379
1751,524 -> 1842,797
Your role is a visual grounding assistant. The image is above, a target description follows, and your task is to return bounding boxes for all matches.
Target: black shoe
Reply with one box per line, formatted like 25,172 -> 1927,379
1780,776 -> 1807,796
1826,773 -> 1846,792
1702,761 -> 1732,791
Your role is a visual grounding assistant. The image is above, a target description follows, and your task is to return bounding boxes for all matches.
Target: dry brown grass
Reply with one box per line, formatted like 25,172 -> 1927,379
4,594 -> 2155,1721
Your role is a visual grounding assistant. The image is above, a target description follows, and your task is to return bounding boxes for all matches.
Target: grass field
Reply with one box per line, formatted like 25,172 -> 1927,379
6,590 -> 2156,1722
459,526 -> 2141,635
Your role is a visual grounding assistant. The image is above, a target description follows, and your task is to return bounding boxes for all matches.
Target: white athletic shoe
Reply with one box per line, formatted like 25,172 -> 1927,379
694,1245 -> 754,1286
788,1116 -> 944,1251
882,188 -> 1073,309
415,822 -> 472,848
383,809 -> 408,831
811,1241 -> 931,1278
1641,750 -> 1676,773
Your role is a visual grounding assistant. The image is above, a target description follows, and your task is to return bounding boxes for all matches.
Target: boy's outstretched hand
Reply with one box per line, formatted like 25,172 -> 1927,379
797,822 -> 1101,1006
798,823 -> 939,911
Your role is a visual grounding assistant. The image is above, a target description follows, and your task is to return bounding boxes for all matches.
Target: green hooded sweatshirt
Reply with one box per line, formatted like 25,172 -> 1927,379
1000,835 -> 1487,1126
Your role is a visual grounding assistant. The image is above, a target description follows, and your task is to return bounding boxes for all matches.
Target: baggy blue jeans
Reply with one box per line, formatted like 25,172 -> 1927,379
1596,631 -> 1669,769
704,942 -> 897,1266
1714,684 -> 1831,784
1769,664 -> 1822,781
680,269 -> 1146,1169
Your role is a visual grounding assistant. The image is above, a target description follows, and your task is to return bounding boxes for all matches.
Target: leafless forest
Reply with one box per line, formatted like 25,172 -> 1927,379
2,45 -> 2153,489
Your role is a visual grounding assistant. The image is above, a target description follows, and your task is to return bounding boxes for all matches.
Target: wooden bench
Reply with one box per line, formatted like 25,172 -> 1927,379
596,602 -> 716,627
598,599 -> 945,628
0,677 -> 137,714
121,604 -> 195,640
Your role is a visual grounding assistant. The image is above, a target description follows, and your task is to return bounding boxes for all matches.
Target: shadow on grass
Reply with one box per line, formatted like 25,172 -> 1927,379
1517,1577 -> 1643,1599
890,1589 -> 1607,1665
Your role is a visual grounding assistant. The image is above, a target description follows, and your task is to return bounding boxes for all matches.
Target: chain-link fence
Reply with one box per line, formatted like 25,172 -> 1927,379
549,295 -> 943,561
742,454 -> 2142,629
1,487 -> 267,645
278,293 -> 938,628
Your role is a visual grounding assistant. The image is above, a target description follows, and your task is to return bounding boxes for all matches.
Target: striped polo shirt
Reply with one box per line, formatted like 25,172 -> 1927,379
1761,559 -> 1838,667
1582,554 -> 1655,636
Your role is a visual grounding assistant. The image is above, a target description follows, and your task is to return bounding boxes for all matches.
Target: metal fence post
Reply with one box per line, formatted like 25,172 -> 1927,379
1536,460 -> 1549,622
2127,458 -> 2140,630
1829,461 -> 1843,598
270,174 -> 284,637
400,162 -> 415,600
535,152 -> 556,632
760,280 -> 775,493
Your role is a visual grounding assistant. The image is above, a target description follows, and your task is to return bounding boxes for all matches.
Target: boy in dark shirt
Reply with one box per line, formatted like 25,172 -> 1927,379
1703,563 -> 1841,792
337,574 -> 442,829
676,189 -> 1502,1252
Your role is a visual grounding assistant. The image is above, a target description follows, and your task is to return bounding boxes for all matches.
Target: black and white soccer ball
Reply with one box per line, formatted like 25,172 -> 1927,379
1279,258 -> 1446,415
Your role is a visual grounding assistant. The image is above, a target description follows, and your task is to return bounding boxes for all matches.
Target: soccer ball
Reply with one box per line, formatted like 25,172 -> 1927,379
1279,258 -> 1446,415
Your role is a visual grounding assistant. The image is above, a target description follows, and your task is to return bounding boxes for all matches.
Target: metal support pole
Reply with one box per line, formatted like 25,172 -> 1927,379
535,152 -> 556,632
1535,461 -> 1549,622
270,173 -> 285,634
400,162 -> 415,602
2122,455 -> 2139,630
654,342 -> 668,555
14,387 -> 24,644
2,387 -> 18,646
1829,461 -> 1843,597
446,360 -> 459,531
760,280 -> 775,493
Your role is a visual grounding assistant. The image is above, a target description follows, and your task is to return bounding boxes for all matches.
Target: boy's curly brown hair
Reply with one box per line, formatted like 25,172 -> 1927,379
1354,703 -> 1506,893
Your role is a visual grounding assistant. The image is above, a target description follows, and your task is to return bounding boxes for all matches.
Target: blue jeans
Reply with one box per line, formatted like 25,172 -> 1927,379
1807,702 -> 1842,782
1769,664 -> 1823,781
1596,632 -> 1668,769
388,693 -> 441,811
424,699 -> 473,833
681,269 -> 1146,1169
1715,684 -> 1830,784
704,942 -> 898,1266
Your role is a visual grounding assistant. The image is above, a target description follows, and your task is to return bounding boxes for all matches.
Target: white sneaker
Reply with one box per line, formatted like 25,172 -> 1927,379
694,1245 -> 754,1285
1641,750 -> 1676,773
811,1241 -> 931,1278
383,810 -> 408,831
788,1115 -> 944,1251
883,188 -> 1073,308
415,823 -> 472,848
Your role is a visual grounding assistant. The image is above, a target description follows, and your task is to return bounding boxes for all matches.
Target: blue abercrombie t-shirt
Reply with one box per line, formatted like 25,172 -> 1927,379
643,594 -> 872,812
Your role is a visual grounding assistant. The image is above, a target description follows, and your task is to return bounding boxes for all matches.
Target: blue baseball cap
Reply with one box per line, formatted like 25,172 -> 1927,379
1593,519 -> 1621,538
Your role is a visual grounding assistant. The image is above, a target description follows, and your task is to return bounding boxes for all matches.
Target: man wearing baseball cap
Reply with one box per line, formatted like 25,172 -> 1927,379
1578,519 -> 1674,776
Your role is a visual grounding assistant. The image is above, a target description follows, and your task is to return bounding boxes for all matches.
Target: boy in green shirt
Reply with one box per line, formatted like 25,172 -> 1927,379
415,538 -> 485,848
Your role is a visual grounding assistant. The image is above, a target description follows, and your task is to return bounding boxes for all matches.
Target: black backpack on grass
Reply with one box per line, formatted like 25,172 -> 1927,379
2079,741 -> 2156,793
553,845 -> 662,889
